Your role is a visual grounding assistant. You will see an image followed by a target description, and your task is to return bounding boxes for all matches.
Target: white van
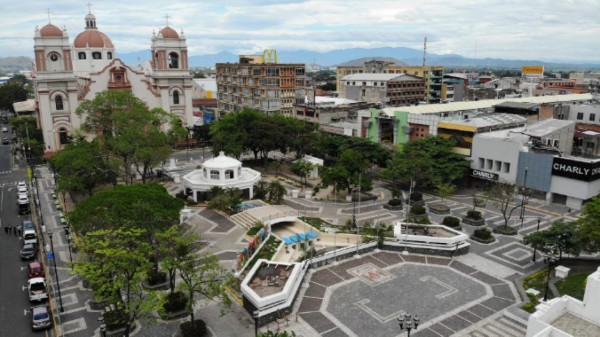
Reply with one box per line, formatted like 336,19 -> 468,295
23,229 -> 37,245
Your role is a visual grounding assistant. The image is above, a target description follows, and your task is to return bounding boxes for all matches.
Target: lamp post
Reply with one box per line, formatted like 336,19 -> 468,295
48,232 -> 64,312
252,310 -> 260,337
520,167 -> 529,228
532,217 -> 541,262
186,126 -> 194,161
65,228 -> 74,271
543,253 -> 559,302
398,312 -> 420,337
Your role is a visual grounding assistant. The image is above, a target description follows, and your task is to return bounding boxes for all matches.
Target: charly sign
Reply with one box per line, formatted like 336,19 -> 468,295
470,169 -> 499,181
552,157 -> 600,181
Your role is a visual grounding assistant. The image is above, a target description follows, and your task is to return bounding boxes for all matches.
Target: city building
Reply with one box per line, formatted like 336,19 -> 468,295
443,73 -> 468,102
339,73 -> 425,107
215,51 -> 306,116
336,60 -> 444,103
192,78 -> 218,124
32,9 -> 194,152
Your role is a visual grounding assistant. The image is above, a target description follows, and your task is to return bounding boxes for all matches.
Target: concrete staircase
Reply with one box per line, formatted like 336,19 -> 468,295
465,315 -> 527,337
230,212 -> 259,229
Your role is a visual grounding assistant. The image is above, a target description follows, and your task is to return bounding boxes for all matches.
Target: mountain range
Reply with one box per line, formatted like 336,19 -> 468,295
3,47 -> 600,72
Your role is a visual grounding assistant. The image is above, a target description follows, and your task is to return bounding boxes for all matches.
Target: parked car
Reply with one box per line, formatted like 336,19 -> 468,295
18,194 -> 29,204
28,277 -> 48,302
17,181 -> 27,189
31,305 -> 52,330
28,261 -> 45,279
1,137 -> 8,144
23,220 -> 34,231
23,229 -> 37,245
20,243 -> 38,260
1,126 -> 7,132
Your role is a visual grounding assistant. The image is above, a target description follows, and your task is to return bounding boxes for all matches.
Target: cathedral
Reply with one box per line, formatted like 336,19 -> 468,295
32,9 -> 194,153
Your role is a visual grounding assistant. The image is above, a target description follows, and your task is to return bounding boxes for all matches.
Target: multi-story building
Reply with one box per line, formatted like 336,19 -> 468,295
336,60 -> 444,103
339,73 -> 425,107
215,52 -> 305,116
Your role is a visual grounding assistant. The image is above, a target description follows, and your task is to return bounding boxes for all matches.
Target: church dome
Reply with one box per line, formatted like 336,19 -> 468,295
40,24 -> 63,37
158,26 -> 179,39
203,151 -> 241,169
74,30 -> 114,48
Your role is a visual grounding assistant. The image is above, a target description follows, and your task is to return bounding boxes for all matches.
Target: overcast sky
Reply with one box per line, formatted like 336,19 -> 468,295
1,0 -> 599,63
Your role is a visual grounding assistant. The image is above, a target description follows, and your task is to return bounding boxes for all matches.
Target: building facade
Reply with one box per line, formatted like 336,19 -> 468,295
339,73 -> 425,107
336,60 -> 444,103
215,52 -> 306,116
32,10 -> 194,152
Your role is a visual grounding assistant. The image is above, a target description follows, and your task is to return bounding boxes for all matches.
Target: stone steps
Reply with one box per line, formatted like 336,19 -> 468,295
466,315 -> 527,337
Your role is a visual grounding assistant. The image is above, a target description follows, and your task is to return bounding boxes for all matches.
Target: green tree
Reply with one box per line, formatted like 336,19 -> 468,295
576,195 -> 600,253
75,227 -> 159,337
259,330 -> 297,337
484,183 -> 520,230
267,180 -> 287,204
523,220 -> 583,260
157,226 -> 193,293
291,159 -> 314,189
0,80 -> 28,112
436,182 -> 456,203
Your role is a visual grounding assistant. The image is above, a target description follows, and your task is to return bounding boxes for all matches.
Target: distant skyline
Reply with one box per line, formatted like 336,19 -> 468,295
1,0 -> 599,63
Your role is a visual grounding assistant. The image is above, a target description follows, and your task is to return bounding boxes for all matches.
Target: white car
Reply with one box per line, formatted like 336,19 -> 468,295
18,181 -> 27,189
1,127 -> 7,133
18,194 -> 29,204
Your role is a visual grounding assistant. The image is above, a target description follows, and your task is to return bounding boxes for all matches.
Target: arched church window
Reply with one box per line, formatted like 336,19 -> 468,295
78,52 -> 86,60
92,52 -> 102,60
168,52 -> 179,69
59,128 -> 69,145
107,52 -> 112,60
55,95 -> 64,111
173,91 -> 180,105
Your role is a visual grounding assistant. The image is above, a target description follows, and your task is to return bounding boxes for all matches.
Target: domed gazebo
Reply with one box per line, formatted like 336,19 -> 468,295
182,152 -> 261,202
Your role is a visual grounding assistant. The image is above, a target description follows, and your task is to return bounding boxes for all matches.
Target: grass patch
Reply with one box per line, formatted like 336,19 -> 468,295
245,235 -> 282,272
299,216 -> 331,231
522,268 -> 553,312
246,223 -> 265,236
555,273 -> 589,300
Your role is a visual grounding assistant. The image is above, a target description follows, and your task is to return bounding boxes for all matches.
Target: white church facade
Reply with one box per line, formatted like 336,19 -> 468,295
32,9 -> 194,153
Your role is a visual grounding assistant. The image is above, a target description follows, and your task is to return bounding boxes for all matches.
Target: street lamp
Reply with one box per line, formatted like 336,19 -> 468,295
186,126 -> 194,161
252,310 -> 260,337
65,228 -> 74,271
398,312 -> 420,337
48,231 -> 64,312
520,167 -> 529,228
543,253 -> 559,301
532,217 -> 541,262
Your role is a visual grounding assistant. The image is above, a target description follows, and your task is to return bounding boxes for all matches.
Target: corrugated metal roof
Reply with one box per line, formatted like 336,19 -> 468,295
382,93 -> 593,116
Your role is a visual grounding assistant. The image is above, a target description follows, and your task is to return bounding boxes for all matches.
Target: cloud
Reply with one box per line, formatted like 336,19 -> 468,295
0,0 -> 599,63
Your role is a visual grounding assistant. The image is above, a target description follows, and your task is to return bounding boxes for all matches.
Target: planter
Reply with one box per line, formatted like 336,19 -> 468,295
383,203 -> 403,211
470,235 -> 496,244
159,309 -> 188,321
89,299 -> 107,311
142,279 -> 169,291
462,217 -> 485,226
428,204 -> 450,215
493,225 -> 518,236
406,200 -> 425,207
105,322 -> 137,337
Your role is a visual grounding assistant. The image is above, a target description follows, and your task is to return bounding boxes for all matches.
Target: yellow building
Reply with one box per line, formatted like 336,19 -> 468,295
336,60 -> 444,103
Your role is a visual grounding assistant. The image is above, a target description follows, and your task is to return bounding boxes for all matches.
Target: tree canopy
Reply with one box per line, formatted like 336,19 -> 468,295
576,195 -> 600,252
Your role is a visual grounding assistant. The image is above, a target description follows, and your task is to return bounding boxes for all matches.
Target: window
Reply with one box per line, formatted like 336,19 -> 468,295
173,91 -> 180,105
92,52 -> 102,59
168,52 -> 179,68
59,128 -> 69,145
503,162 -> 510,173
78,52 -> 86,60
210,170 -> 219,180
107,52 -> 112,60
577,112 -> 584,120
494,160 -> 501,171
203,169 -> 207,179
55,95 -> 64,111
479,158 -> 485,169
225,169 -> 234,179
486,159 -> 493,169
590,114 -> 596,122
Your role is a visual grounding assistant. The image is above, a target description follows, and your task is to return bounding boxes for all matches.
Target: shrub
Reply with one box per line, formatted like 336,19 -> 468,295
147,269 -> 167,285
104,308 -> 128,331
473,228 -> 492,240
388,198 -> 403,206
409,192 -> 423,202
467,210 -> 482,220
163,291 -> 187,313
443,216 -> 460,227
410,205 -> 426,215
181,319 -> 207,337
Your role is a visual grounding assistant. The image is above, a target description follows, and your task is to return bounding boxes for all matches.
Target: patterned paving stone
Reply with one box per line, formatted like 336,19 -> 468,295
457,310 -> 483,323
412,327 -> 443,337
429,322 -> 455,336
470,271 -> 503,285
360,255 -> 388,268
311,269 -> 345,287
371,251 -> 403,266
298,297 -> 324,313
467,304 -> 496,318
439,315 -> 473,332
480,297 -> 515,311
299,312 -> 338,333
449,260 -> 478,275
426,256 -> 452,266
491,283 -> 515,300
304,282 -> 326,298
215,251 -> 238,261
402,254 -> 426,263
321,328 -> 349,337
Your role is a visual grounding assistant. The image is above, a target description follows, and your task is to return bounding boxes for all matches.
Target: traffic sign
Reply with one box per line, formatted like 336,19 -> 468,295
47,252 -> 54,260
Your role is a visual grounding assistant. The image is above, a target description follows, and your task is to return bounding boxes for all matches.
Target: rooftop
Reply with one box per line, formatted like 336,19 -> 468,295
341,73 -> 421,81
247,262 -> 295,298
439,113 -> 527,129
551,312 -> 600,337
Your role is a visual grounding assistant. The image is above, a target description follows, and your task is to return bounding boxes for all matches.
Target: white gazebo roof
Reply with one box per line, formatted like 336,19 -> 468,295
202,151 -> 241,169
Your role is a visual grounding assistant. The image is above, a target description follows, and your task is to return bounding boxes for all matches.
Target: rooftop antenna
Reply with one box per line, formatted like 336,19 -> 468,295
46,8 -> 53,23
422,36 -> 427,67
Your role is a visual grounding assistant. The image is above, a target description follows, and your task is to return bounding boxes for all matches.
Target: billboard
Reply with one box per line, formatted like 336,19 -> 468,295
522,66 -> 544,78
470,169 -> 499,181
552,157 -> 600,181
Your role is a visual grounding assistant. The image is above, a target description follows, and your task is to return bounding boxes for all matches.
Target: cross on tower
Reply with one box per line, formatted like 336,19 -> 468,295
87,1 -> 92,13
46,8 -> 53,23
164,13 -> 170,27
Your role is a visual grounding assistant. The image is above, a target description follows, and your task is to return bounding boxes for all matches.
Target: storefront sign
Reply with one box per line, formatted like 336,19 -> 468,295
552,157 -> 600,181
470,169 -> 498,181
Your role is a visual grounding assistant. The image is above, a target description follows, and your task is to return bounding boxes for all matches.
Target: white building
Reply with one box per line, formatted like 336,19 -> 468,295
32,9 -> 194,152
182,152 -> 261,202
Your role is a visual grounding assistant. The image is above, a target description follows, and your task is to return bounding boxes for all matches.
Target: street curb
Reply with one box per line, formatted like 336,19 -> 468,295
225,286 -> 243,306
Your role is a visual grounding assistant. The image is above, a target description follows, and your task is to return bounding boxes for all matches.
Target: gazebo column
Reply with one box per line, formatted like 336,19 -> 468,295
249,186 -> 254,199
